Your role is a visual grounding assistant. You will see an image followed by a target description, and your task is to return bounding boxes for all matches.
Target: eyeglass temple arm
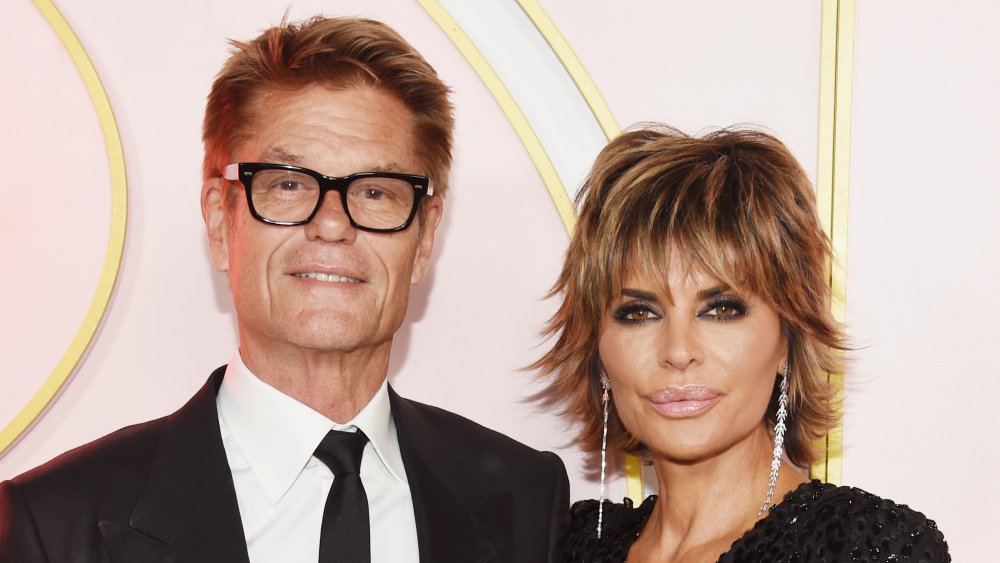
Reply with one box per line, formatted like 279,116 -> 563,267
222,163 -> 240,180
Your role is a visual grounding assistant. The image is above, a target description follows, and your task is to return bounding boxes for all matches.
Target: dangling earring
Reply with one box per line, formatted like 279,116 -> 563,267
597,371 -> 611,538
759,362 -> 790,515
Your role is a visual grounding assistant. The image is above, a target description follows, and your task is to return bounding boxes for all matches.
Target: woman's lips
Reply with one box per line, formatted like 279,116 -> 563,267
647,385 -> 720,418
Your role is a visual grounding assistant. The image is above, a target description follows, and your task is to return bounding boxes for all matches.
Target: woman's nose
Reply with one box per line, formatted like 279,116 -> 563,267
657,317 -> 703,371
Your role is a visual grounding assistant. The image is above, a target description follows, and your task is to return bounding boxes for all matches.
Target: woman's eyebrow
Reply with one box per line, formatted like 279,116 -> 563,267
620,284 -> 734,303
698,285 -> 732,300
621,288 -> 658,301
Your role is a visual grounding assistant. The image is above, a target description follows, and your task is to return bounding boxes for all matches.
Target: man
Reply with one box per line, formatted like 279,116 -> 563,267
0,17 -> 569,563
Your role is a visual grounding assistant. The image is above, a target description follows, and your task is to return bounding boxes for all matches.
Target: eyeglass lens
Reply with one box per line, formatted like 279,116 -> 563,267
249,168 -> 416,229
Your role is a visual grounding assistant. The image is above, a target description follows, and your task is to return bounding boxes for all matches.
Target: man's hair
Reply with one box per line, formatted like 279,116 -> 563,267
534,124 -> 844,467
202,16 -> 454,198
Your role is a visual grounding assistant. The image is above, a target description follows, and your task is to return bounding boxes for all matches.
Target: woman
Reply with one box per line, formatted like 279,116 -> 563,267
536,125 -> 950,561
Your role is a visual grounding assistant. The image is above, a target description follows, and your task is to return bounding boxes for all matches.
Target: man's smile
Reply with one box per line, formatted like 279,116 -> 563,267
293,271 -> 363,283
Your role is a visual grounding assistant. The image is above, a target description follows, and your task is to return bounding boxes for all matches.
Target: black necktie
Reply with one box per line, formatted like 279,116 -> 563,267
314,429 -> 370,563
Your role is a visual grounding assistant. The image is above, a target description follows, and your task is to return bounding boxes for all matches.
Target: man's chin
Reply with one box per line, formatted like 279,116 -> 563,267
283,315 -> 387,354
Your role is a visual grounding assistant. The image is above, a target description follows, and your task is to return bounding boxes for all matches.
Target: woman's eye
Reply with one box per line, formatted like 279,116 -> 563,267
612,303 -> 660,324
701,299 -> 747,321
626,309 -> 653,321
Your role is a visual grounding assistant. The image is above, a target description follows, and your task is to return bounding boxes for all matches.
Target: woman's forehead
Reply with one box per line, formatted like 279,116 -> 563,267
621,259 -> 719,289
609,249 -> 764,303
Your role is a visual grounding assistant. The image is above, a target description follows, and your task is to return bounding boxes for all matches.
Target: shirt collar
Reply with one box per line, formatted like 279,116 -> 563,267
217,352 -> 407,505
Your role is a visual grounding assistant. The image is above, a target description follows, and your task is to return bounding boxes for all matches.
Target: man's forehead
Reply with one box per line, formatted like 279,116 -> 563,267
255,146 -> 416,176
232,85 -> 422,176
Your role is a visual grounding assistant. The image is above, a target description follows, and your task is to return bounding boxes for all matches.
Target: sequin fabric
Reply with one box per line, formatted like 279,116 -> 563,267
564,480 -> 950,562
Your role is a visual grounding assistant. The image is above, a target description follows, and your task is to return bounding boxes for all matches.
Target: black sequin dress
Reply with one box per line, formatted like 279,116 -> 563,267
564,480 -> 950,562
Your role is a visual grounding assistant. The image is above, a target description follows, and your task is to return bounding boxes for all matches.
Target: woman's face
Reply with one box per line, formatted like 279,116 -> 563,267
598,258 -> 786,463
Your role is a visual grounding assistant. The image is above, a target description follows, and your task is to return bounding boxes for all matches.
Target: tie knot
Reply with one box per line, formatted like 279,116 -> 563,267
314,429 -> 368,476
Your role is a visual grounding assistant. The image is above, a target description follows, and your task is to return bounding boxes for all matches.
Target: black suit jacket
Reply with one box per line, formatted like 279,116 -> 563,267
0,367 -> 569,562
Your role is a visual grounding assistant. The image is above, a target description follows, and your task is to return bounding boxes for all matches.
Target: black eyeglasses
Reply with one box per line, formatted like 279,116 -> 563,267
223,162 -> 434,232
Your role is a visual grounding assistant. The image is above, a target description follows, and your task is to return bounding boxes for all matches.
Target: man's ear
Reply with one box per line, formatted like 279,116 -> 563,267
410,196 -> 443,285
202,177 -> 230,273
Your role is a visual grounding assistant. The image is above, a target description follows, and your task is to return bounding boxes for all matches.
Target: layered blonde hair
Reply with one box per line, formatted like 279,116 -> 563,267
535,125 -> 843,466
202,16 -> 454,199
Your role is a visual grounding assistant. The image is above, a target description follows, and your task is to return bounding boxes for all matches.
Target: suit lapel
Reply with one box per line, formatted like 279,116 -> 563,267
390,388 -> 511,563
97,373 -> 513,562
100,367 -> 250,563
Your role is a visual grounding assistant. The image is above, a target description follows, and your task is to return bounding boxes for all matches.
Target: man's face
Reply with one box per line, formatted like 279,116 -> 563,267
203,85 -> 441,358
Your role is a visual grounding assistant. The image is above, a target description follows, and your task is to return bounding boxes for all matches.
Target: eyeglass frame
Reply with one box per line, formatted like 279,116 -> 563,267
222,162 -> 435,233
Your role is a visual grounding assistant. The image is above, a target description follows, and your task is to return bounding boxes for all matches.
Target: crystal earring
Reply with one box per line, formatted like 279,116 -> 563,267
597,371 -> 611,538
759,362 -> 789,515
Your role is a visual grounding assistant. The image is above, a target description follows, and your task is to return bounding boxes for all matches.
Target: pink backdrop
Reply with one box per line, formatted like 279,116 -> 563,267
1,1 -> 997,558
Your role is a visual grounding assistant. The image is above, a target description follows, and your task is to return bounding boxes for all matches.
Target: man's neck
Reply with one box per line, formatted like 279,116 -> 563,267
238,340 -> 391,423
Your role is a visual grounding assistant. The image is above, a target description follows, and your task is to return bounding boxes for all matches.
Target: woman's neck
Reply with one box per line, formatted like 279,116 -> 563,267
629,427 -> 807,562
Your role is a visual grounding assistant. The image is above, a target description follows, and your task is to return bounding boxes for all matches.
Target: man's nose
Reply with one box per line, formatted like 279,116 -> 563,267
303,190 -> 357,243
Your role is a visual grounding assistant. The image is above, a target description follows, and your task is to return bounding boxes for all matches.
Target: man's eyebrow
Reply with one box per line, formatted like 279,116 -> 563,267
254,151 -> 414,176
364,162 -> 412,174
260,147 -> 302,164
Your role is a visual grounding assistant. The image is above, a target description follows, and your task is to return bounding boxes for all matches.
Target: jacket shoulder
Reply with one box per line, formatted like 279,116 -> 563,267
8,416 -> 166,506
8,367 -> 224,504
397,395 -> 560,468
393,392 -> 570,560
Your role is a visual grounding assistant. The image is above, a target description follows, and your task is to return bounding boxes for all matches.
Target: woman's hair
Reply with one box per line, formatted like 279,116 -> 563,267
534,124 -> 844,466
202,16 -> 454,198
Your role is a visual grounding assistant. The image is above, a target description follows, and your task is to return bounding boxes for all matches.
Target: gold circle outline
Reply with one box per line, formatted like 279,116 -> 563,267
0,0 -> 127,455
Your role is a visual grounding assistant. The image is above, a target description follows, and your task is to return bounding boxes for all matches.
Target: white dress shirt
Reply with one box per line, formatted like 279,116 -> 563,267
217,353 -> 420,563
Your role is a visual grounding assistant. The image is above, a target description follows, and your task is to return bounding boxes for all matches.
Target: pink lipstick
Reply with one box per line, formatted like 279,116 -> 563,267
648,385 -> 720,418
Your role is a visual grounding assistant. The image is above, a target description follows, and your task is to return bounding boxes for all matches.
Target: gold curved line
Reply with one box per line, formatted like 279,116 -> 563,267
418,0 -> 576,234
515,0 -> 620,140
420,0 -> 641,499
624,452 -> 643,503
0,0 -> 128,455
516,0 -> 640,501
810,0 -> 854,485
514,0 -> 644,504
